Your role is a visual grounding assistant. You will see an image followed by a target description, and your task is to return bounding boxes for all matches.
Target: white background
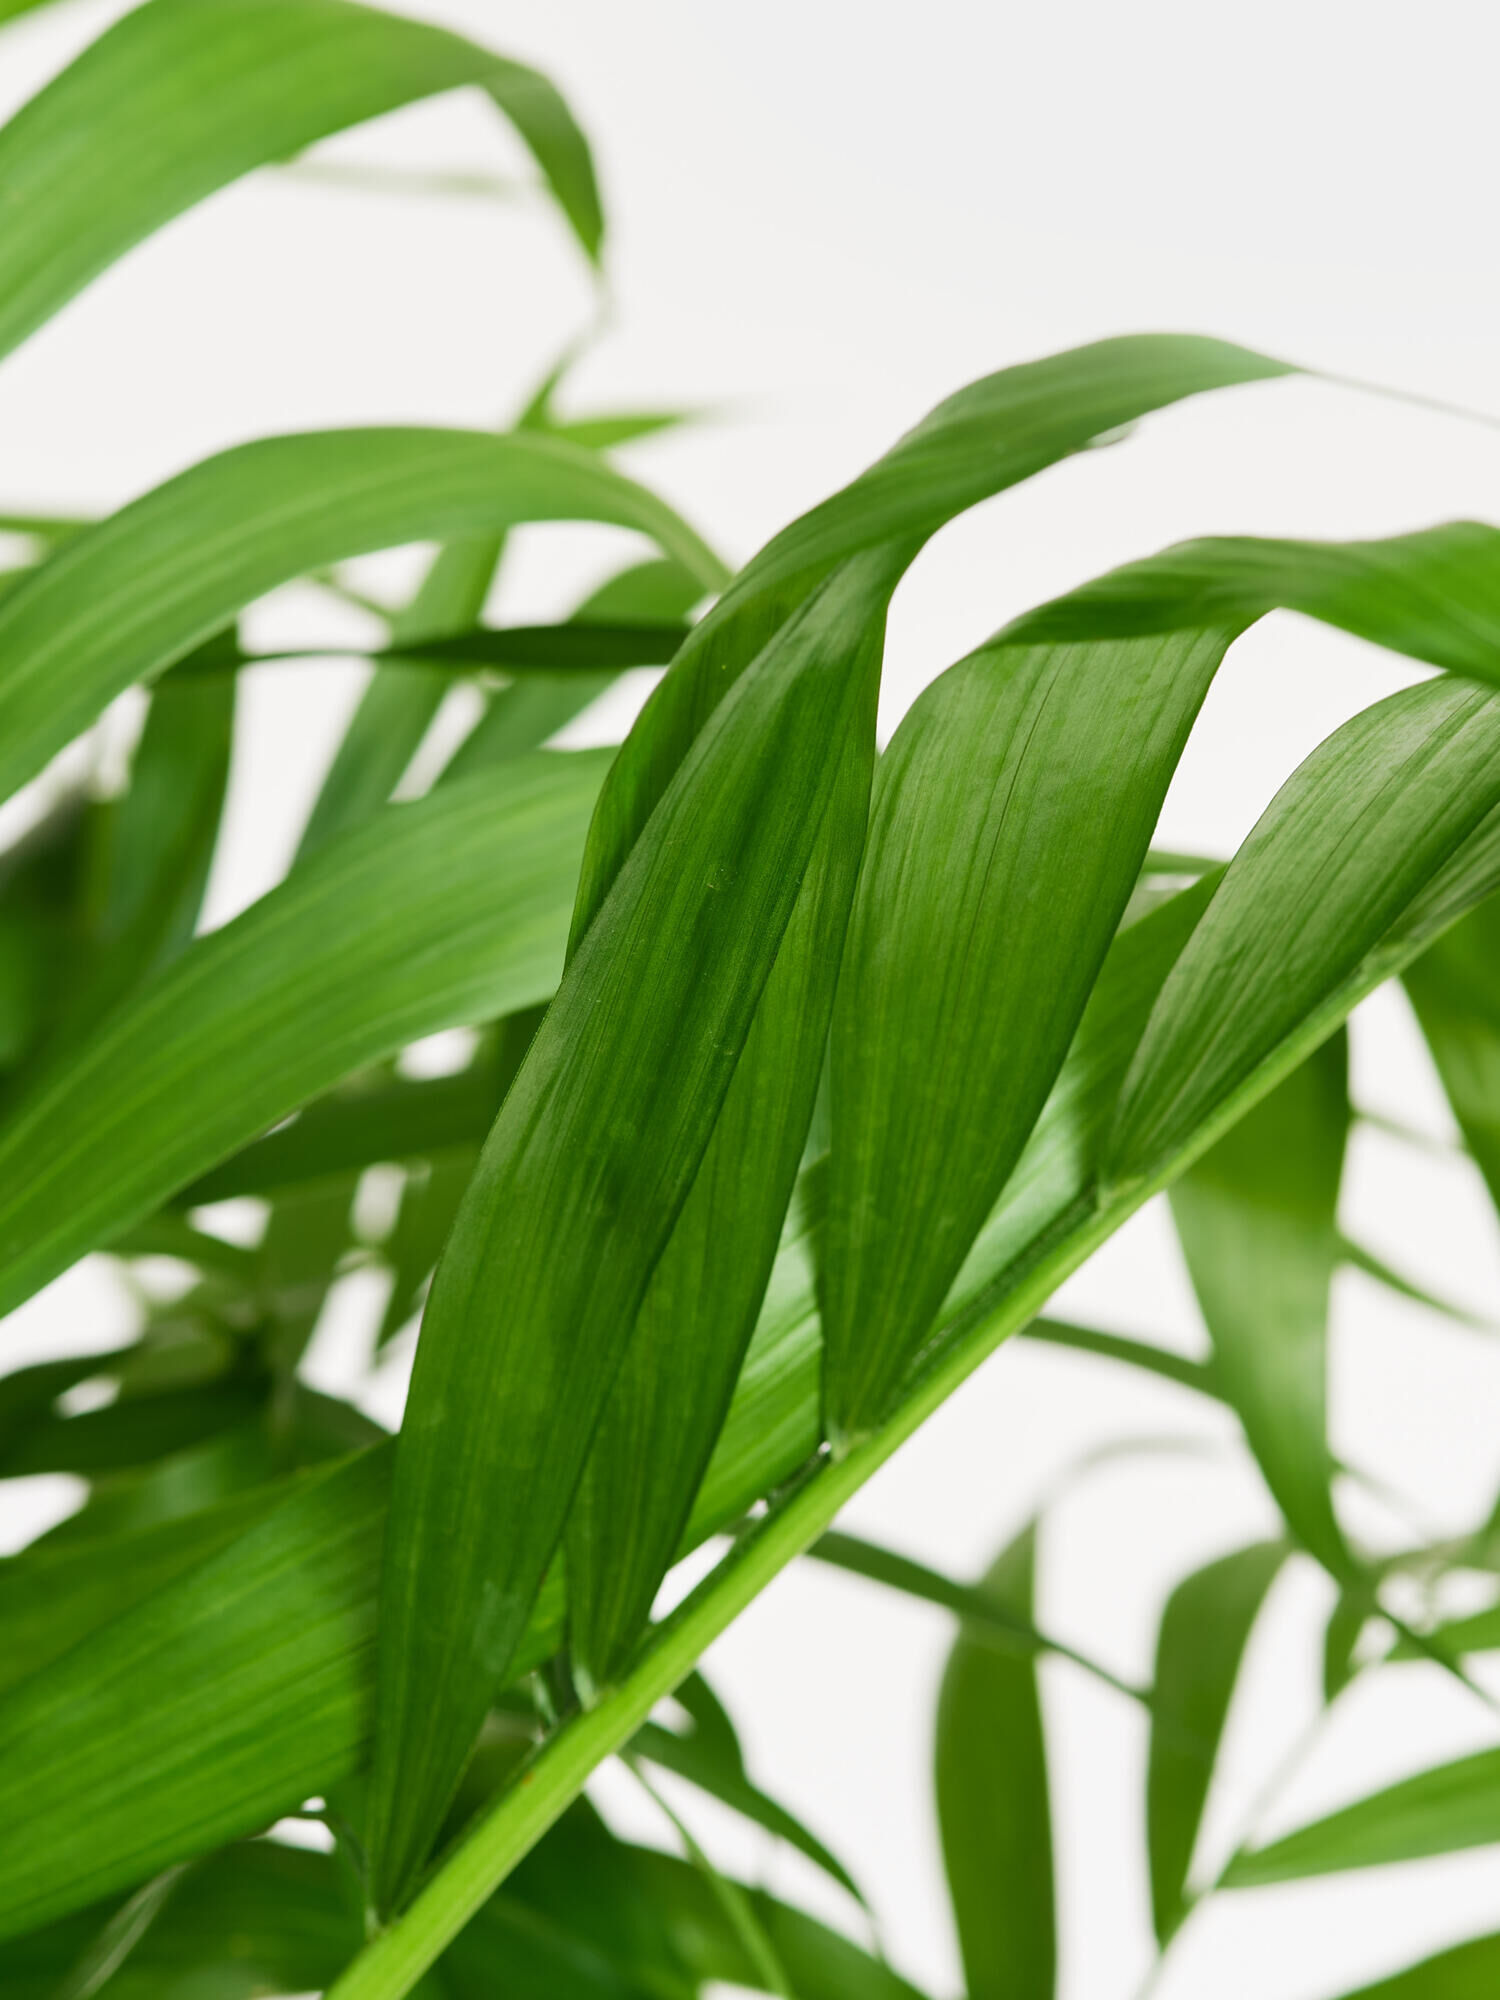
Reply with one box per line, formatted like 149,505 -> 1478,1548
2,3 -> 1500,1996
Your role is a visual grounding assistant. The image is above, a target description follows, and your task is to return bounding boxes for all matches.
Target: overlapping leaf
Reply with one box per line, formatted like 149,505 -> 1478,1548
0,751 -> 609,1320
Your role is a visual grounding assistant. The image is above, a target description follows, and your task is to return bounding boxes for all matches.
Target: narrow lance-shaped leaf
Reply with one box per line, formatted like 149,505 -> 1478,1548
935,1521 -> 1055,2000
1106,675 -> 1500,1198
0,424 -> 721,809
296,533 -> 509,861
1403,892 -> 1500,1219
1002,521 -> 1500,681
1170,1039 -> 1351,1574
821,626 -> 1233,1442
0,751 -> 610,1321
0,0 -> 603,370
1146,1541 -> 1285,1939
1225,1743 -> 1500,1886
565,694 -> 878,1690
1328,1930 -> 1500,2000
368,550 -> 905,1912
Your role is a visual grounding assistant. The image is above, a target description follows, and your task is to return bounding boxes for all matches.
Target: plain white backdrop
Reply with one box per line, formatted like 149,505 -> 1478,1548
2,3 -> 1499,1995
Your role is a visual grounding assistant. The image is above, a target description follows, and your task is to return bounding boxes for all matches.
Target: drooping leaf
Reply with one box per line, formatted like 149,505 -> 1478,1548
821,627 -> 1232,1443
1170,1040 -> 1351,1573
1016,1317 -> 1217,1396
629,1715 -> 864,1904
1146,1541 -> 1286,1938
368,547 -> 904,1911
934,1522 -> 1054,2000
1002,521 -> 1500,681
1225,1743 -> 1500,1885
0,425 -> 719,808
1107,676 -> 1500,1199
0,0 -> 604,369
0,751 -> 609,1322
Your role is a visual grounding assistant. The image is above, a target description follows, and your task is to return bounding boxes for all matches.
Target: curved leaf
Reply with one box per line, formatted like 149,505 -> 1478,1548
1170,1039 -> 1350,1573
934,1522 -> 1054,2000
821,627 -> 1231,1442
1146,1541 -> 1285,1938
0,426 -> 720,807
1331,1930 -> 1500,1999
0,0 -> 602,369
0,751 -> 609,1320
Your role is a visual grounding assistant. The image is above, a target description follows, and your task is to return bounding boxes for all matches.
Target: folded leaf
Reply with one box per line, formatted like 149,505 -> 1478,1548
0,0 -> 603,368
0,426 -> 719,807
822,627 -> 1231,1442
368,549 -> 904,1911
934,1522 -> 1054,2000
1226,1744 -> 1500,1885
0,751 -> 609,1321
1146,1541 -> 1285,1938
1170,1040 -> 1351,1572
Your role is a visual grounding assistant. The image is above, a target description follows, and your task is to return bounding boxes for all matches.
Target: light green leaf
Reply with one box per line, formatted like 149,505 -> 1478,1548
935,1522 -> 1054,2000
0,425 -> 720,809
1170,1040 -> 1351,1572
1404,893 -> 1500,1218
0,751 -> 609,1321
1226,1744 -> 1500,1885
822,627 -> 1231,1443
0,0 -> 603,368
1146,1541 -> 1286,1938
1107,676 -> 1500,1197
1016,1317 -> 1217,1396
368,548 -> 904,1912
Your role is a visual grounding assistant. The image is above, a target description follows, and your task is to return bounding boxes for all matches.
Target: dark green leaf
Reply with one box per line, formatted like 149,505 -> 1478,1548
0,752 -> 608,1321
934,1523 -> 1054,2000
822,627 -> 1231,1442
1146,1541 -> 1285,1938
1226,1744 -> 1500,1885
1404,892 -> 1500,1220
1170,1040 -> 1350,1572
368,547 -> 904,1911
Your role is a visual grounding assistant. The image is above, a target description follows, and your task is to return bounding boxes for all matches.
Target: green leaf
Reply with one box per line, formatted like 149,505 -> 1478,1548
1016,1317 -> 1217,1396
1106,676 -> 1500,1197
629,1716 -> 864,1904
368,547 -> 904,1911
1170,1040 -> 1351,1572
295,532 -> 508,862
0,0 -> 603,368
572,335 -> 1289,951
1329,1930 -> 1500,1999
1404,892 -> 1500,1219
1001,521 -> 1500,682
1226,1743 -> 1500,1885
1146,1541 -> 1285,1938
0,425 -> 720,809
821,627 -> 1232,1443
934,1522 -> 1054,2000
0,751 -> 609,1321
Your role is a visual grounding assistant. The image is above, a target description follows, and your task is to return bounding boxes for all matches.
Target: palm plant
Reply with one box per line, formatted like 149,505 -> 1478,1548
2,5 -> 1500,1998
